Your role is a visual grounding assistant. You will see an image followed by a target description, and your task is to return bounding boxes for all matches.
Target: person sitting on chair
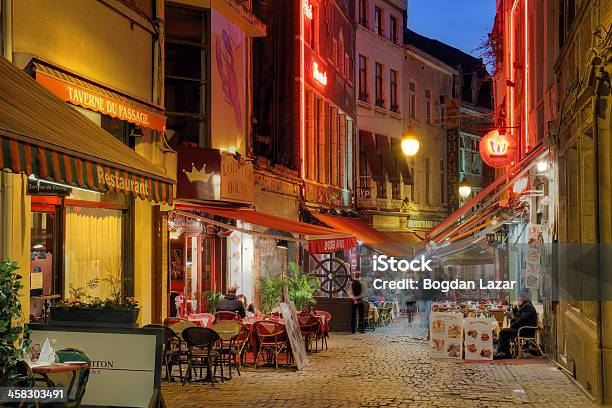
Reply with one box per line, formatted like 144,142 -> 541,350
494,290 -> 538,359
217,285 -> 246,317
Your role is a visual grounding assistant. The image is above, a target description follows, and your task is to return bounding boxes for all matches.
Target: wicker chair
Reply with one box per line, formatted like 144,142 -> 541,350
253,321 -> 288,369
215,311 -> 242,321
144,324 -> 183,382
363,302 -> 375,331
212,320 -> 242,379
181,327 -> 222,386
513,317 -> 545,358
298,314 -> 321,352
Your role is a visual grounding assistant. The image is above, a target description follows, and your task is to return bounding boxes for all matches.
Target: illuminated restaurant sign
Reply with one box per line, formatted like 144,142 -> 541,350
35,68 -> 166,132
303,0 -> 313,19
312,61 -> 328,86
479,129 -> 517,168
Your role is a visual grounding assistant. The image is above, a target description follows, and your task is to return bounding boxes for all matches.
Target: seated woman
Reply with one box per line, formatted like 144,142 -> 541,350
238,294 -> 259,316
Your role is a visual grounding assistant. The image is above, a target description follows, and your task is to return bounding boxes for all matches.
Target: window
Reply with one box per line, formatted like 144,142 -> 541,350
425,158 -> 431,205
390,16 -> 398,43
408,82 -> 416,119
425,89 -> 431,124
390,70 -> 398,112
359,0 -> 368,27
392,182 -> 401,200
440,159 -> 446,203
359,55 -> 368,101
374,7 -> 382,36
345,53 -> 350,78
438,95 -> 446,128
332,38 -> 338,66
375,63 -> 383,107
165,5 -> 210,148
338,36 -> 345,76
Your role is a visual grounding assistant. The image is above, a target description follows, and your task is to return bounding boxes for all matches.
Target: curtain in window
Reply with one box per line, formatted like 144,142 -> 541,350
64,207 -> 123,299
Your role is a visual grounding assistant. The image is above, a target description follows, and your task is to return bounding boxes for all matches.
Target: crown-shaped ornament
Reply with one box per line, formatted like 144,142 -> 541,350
183,162 -> 213,183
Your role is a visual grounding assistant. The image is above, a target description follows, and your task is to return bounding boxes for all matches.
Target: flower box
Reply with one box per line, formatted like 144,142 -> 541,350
50,307 -> 139,327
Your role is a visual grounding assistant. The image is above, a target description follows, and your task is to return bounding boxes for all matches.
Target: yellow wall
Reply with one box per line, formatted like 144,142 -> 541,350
0,173 -> 32,321
12,0 -> 154,100
133,199 -> 153,326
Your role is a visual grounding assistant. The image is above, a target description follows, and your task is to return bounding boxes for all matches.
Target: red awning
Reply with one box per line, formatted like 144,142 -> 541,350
312,213 -> 422,256
427,143 -> 548,243
176,203 -> 356,254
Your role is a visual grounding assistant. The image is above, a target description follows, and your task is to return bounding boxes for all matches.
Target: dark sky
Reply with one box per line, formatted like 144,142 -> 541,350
407,0 -> 496,59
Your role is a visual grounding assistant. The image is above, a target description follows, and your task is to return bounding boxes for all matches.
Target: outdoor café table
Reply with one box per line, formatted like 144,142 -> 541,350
242,316 -> 286,363
31,363 -> 89,387
312,312 -> 330,337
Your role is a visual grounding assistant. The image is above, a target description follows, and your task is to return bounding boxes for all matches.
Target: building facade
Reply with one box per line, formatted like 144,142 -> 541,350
0,0 -> 175,325
492,0 -> 612,403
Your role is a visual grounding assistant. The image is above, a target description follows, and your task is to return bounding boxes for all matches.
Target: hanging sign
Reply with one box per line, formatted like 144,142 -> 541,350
479,129 -> 517,168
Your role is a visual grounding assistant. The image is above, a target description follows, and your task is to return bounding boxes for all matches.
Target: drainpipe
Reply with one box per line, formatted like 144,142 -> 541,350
0,0 -> 12,261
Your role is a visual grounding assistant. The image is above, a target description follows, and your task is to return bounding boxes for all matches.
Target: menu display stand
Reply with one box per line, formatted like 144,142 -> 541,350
429,311 -> 464,360
280,302 -> 310,370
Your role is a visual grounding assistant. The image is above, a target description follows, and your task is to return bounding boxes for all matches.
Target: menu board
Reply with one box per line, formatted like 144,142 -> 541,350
280,301 -> 309,370
463,317 -> 494,360
430,312 -> 463,359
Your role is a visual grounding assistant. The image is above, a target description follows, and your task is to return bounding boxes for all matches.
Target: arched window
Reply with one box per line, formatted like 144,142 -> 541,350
338,33 -> 345,76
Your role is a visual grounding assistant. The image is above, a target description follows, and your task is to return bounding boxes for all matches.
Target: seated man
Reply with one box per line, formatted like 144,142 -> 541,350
495,291 -> 538,359
217,286 -> 246,318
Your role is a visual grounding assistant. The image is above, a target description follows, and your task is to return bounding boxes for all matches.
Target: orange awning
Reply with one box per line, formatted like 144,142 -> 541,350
312,213 -> 423,256
427,143 -> 548,243
176,203 -> 356,254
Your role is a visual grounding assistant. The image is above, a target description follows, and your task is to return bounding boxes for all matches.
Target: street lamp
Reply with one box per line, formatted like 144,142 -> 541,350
401,125 -> 420,157
458,178 -> 471,199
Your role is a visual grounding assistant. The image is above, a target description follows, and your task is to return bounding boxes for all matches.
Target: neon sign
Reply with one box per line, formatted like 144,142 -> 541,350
303,0 -> 313,19
479,129 -> 517,168
312,61 -> 327,86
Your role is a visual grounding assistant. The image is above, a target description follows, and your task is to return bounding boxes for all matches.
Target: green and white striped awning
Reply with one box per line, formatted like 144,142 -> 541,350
0,56 -> 174,204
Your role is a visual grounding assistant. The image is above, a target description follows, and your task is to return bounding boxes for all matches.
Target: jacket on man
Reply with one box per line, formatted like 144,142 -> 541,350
510,300 -> 538,330
217,293 -> 246,317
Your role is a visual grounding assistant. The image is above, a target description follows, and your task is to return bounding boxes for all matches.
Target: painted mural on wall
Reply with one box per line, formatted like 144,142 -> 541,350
212,9 -> 246,155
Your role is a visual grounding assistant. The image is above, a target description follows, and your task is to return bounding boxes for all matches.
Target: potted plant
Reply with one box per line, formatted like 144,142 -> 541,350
0,260 -> 30,386
204,291 -> 222,314
286,262 -> 319,312
50,274 -> 140,326
258,268 -> 287,315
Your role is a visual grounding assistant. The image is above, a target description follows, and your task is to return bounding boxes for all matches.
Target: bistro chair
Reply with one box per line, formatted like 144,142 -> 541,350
48,348 -> 91,408
167,320 -> 196,336
513,317 -> 545,359
313,310 -> 331,350
298,314 -> 321,352
212,320 -> 242,379
181,327 -> 222,386
363,302 -> 375,331
215,311 -> 242,321
191,313 -> 215,327
253,321 -> 288,369
233,322 -> 251,367
144,324 -> 183,382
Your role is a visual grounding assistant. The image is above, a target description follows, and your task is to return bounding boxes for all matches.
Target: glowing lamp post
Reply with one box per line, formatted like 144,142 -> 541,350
401,126 -> 419,157
458,178 -> 471,199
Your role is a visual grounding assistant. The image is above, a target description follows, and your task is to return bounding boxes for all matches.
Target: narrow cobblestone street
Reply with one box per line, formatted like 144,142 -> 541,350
162,317 -> 596,408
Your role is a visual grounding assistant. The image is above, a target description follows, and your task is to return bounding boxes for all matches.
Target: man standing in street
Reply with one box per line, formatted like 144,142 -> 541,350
350,272 -> 366,333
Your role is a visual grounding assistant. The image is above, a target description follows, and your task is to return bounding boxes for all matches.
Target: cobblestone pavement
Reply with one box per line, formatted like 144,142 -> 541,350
162,317 -> 597,408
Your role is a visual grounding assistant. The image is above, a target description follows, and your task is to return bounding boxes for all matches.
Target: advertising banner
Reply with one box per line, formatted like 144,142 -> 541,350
463,317 -> 494,360
429,311 -> 463,359
28,325 -> 161,407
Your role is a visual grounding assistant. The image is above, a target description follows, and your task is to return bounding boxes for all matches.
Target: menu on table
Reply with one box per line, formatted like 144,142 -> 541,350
463,317 -> 494,360
429,311 -> 463,360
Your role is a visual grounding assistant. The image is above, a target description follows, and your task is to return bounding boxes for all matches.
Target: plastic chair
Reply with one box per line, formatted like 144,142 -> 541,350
212,321 -> 242,379
215,311 -> 242,321
253,321 -> 288,369
181,327 -> 222,386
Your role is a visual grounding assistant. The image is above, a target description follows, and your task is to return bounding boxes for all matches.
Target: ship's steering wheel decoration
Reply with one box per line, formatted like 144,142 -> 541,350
311,257 -> 351,297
